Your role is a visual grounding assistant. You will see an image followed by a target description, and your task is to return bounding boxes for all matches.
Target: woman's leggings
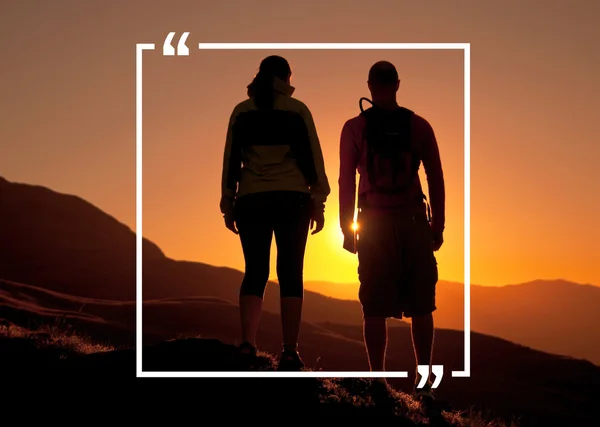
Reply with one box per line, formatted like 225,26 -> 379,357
235,190 -> 312,299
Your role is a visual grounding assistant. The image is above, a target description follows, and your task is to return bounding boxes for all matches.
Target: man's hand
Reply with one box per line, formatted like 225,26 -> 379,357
310,210 -> 325,235
342,229 -> 356,254
224,215 -> 238,235
432,230 -> 443,251
343,232 -> 356,253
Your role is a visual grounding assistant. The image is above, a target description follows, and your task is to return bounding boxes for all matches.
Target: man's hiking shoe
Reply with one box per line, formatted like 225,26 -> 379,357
414,381 -> 435,402
414,382 -> 451,416
277,349 -> 305,371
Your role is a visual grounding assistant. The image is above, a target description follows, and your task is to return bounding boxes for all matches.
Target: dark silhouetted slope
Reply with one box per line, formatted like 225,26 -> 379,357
3,278 -> 600,427
0,332 -> 490,426
4,321 -> 600,426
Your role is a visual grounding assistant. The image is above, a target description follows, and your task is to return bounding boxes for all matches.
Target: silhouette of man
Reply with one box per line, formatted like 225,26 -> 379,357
338,61 -> 445,400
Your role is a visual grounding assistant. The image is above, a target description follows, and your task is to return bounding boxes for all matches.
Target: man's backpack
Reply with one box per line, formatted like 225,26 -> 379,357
359,97 -> 421,195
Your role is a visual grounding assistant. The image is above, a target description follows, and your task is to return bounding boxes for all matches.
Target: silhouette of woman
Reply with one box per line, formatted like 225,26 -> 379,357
220,55 -> 330,370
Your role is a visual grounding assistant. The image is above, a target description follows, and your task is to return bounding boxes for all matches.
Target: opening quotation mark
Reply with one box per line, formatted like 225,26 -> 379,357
163,32 -> 190,56
416,364 -> 444,389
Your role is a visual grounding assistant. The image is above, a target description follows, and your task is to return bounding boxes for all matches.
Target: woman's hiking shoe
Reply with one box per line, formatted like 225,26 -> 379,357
236,341 -> 257,368
238,341 -> 257,356
277,349 -> 305,371
373,377 -> 389,388
366,377 -> 391,399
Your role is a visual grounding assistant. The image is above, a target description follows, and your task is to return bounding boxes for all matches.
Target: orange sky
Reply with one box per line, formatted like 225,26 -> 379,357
1,0 -> 599,287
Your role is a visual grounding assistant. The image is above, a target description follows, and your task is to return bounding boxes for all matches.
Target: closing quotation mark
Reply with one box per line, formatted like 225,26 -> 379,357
416,364 -> 444,389
163,32 -> 190,56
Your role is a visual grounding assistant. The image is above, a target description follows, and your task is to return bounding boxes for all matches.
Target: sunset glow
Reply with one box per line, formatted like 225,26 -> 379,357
0,1 -> 598,293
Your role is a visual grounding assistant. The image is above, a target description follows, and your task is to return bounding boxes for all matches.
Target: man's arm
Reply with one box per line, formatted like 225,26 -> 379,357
339,119 -> 360,234
220,108 -> 241,218
418,116 -> 445,235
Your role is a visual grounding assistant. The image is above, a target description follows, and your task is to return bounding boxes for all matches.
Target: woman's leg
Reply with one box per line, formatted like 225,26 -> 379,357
237,204 -> 274,350
273,195 -> 311,360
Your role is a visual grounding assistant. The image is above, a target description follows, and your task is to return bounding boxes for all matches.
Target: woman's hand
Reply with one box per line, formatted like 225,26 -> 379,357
310,210 -> 325,235
310,202 -> 325,235
224,214 -> 238,235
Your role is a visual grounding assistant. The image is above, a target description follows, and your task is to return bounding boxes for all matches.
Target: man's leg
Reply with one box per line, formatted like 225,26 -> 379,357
363,317 -> 387,371
357,210 -> 398,374
410,312 -> 435,380
404,215 -> 439,392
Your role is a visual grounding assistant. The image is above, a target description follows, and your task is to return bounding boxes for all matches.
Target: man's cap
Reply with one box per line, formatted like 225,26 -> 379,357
368,61 -> 399,85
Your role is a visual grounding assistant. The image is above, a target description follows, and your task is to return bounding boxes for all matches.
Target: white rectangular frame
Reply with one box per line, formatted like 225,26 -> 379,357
135,42 -> 470,378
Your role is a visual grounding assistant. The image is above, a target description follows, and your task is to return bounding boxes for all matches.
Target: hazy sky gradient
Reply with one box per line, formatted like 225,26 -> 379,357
1,0 -> 599,286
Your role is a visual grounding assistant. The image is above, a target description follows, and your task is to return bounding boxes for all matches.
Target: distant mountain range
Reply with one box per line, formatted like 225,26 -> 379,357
1,175 -> 598,365
303,278 -> 600,366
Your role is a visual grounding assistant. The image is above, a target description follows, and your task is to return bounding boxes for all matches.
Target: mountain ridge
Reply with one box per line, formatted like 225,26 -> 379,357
1,175 -> 599,366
